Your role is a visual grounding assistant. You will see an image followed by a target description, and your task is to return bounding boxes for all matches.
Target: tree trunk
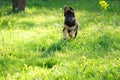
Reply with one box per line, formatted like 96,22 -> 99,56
12,0 -> 26,12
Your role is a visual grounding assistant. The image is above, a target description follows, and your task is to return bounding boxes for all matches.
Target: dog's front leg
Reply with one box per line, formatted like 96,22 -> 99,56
69,30 -> 75,39
63,26 -> 68,40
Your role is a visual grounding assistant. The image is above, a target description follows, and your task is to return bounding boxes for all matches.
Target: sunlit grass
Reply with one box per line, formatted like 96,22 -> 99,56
0,0 -> 120,80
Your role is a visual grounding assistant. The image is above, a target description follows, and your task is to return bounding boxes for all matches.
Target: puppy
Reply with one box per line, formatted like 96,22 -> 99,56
63,6 -> 78,40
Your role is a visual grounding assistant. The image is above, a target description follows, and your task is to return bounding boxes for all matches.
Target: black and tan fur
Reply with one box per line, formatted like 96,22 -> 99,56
63,6 -> 78,40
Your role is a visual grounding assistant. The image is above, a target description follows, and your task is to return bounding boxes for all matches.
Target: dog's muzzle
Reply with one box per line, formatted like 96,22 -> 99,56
66,17 -> 74,23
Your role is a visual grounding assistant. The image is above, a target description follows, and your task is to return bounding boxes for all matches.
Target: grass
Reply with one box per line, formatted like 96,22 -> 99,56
0,0 -> 120,80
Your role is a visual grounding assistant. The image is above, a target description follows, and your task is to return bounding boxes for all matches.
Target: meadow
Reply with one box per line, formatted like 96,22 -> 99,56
0,0 -> 120,80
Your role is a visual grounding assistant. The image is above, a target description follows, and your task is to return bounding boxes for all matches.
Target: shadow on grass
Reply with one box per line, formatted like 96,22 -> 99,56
42,39 -> 71,57
27,0 -> 100,12
1,0 -> 120,17
30,0 -> 120,13
24,39 -> 72,68
25,56 -> 60,68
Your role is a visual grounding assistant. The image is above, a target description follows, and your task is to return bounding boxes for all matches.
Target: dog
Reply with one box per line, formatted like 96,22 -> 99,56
63,6 -> 78,40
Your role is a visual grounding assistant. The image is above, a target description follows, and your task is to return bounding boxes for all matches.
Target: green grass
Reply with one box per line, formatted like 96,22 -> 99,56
0,0 -> 120,80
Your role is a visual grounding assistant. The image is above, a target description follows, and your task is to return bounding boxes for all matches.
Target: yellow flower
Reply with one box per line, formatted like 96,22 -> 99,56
99,0 -> 109,10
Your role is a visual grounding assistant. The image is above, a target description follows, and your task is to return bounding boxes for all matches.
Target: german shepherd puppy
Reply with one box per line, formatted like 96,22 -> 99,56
63,6 -> 78,40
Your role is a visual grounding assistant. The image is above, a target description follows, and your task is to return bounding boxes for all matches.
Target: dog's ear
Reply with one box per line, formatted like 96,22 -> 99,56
69,7 -> 75,17
64,6 -> 68,13
69,7 -> 74,11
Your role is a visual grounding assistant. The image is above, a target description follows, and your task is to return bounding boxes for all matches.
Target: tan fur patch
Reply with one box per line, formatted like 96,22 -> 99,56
63,25 -> 76,39
69,30 -> 75,38
63,25 -> 68,40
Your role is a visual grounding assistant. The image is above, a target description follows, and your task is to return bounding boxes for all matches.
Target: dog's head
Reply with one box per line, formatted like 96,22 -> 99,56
64,6 -> 75,23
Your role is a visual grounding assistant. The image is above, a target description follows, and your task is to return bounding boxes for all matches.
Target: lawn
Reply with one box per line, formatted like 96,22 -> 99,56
0,0 -> 120,80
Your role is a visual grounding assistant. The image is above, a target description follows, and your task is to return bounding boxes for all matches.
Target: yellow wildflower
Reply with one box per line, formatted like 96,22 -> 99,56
99,0 -> 109,10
